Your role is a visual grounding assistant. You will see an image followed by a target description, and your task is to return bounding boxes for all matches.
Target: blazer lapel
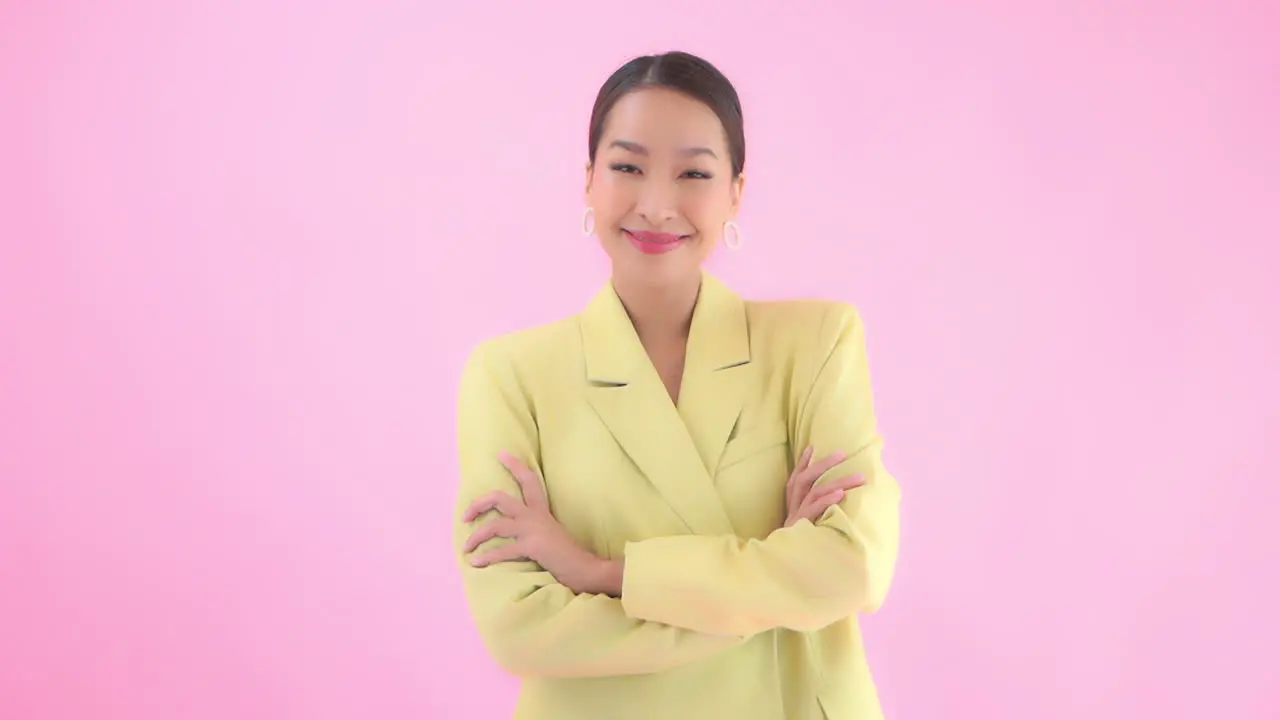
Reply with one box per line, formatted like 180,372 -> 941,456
579,275 -> 748,536
677,275 -> 753,478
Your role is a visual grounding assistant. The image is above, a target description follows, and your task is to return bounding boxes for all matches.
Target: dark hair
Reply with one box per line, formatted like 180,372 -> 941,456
587,51 -> 746,177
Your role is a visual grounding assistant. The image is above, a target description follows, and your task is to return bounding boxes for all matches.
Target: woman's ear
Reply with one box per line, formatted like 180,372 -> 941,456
584,162 -> 594,199
730,172 -> 746,216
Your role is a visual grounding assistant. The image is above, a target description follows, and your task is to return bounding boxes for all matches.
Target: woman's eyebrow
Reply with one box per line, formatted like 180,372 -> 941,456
609,139 -> 719,159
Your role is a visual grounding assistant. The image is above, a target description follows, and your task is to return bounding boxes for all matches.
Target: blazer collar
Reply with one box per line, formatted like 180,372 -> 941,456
581,273 -> 750,385
577,273 -> 750,536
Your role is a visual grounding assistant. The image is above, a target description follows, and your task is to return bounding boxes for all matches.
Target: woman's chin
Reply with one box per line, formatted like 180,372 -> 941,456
613,260 -> 703,289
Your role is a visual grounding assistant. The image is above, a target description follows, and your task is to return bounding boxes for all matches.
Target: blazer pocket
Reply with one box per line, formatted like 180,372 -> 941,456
719,421 -> 789,471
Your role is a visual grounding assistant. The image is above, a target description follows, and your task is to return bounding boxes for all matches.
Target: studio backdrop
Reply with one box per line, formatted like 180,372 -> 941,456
2,2 -> 1277,719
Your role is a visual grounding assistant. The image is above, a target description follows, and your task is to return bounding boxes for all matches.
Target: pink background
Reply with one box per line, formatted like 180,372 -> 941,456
3,2 -> 1277,718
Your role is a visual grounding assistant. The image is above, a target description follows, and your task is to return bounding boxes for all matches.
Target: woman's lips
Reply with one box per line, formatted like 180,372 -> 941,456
624,230 -> 687,255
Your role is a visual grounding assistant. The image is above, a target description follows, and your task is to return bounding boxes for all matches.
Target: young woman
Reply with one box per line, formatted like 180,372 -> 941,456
453,51 -> 902,720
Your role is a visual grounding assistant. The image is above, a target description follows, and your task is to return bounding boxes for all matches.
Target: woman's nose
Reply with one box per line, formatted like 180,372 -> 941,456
636,179 -> 679,225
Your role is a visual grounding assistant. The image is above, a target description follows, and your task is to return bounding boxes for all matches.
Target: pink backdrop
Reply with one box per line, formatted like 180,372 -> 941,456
3,2 -> 1277,718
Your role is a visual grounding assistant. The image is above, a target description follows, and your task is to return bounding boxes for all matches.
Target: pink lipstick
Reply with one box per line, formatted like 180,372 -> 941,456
625,230 -> 687,255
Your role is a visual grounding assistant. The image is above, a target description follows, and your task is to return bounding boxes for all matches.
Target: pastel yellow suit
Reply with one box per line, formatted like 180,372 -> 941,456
453,274 -> 901,720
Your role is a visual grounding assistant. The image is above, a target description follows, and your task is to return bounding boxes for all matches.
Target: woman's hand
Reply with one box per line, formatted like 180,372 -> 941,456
463,452 -> 615,595
784,446 -> 866,527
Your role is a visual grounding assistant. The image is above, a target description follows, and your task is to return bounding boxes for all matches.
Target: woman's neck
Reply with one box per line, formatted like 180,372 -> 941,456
612,272 -> 702,346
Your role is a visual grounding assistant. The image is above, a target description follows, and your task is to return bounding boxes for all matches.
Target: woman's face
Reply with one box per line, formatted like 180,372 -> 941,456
586,87 -> 744,288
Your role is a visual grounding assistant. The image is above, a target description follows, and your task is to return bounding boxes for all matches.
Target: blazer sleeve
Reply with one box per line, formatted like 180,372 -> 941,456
619,304 -> 902,636
454,340 -> 744,678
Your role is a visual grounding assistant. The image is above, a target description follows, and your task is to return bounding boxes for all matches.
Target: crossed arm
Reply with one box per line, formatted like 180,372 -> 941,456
453,342 -> 743,679
454,305 -> 902,676
616,305 -> 900,636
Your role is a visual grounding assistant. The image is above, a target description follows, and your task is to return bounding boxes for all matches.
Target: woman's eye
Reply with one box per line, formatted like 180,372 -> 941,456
608,163 -> 711,180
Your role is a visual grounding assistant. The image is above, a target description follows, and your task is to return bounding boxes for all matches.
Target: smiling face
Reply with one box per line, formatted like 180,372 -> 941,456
586,86 -> 745,289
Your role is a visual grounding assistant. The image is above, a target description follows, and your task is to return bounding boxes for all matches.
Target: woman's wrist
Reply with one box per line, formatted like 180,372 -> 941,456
587,556 -> 625,597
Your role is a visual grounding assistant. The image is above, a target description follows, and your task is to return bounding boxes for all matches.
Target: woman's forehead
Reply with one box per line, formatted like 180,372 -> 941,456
601,88 -> 727,151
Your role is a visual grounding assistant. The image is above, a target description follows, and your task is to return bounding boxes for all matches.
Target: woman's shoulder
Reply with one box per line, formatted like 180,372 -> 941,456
462,315 -> 581,375
744,298 -> 865,347
739,298 -> 869,386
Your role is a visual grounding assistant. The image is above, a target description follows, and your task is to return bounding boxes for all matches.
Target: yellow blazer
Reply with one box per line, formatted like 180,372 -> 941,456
453,274 -> 902,720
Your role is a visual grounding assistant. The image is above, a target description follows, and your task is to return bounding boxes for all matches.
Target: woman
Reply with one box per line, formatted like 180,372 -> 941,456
453,51 -> 902,720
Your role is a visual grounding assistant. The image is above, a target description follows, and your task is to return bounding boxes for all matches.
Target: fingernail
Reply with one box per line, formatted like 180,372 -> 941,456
470,557 -> 485,567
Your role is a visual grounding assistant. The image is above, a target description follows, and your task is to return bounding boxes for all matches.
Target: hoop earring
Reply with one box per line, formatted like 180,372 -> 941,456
582,207 -> 596,237
723,220 -> 743,250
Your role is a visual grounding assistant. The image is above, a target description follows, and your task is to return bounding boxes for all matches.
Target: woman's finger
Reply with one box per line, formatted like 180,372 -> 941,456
500,452 -> 549,510
463,518 -> 518,553
795,446 -> 814,473
799,474 -> 866,522
462,490 -> 525,522
804,474 -> 866,501
794,451 -> 847,501
470,541 -> 528,568
806,452 -> 848,482
785,446 -> 815,509
799,488 -> 846,522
